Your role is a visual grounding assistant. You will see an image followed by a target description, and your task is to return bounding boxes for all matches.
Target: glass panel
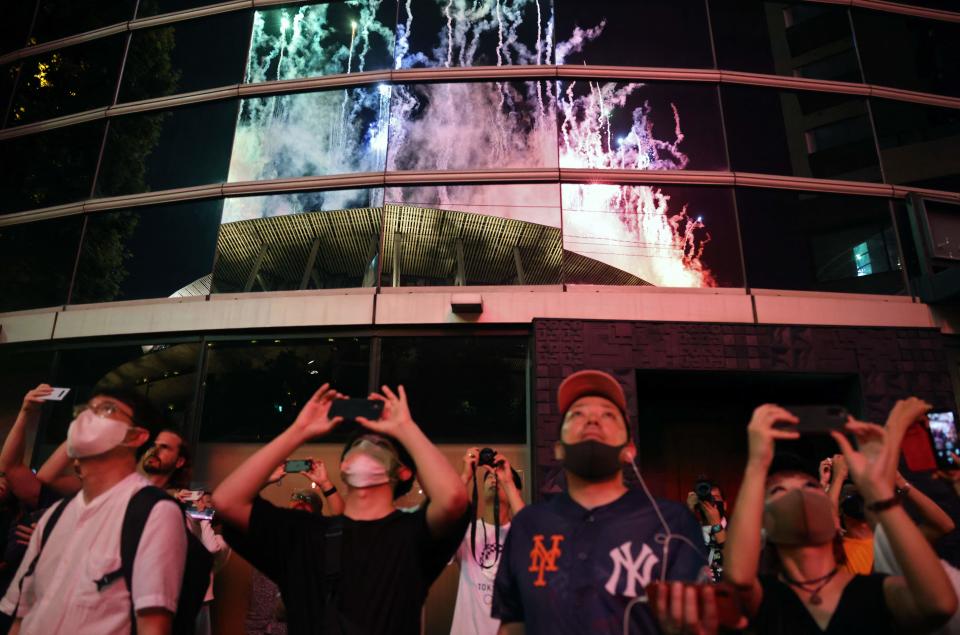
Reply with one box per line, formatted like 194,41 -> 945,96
8,35 -> 126,126
30,0 -> 135,45
0,348 -> 55,455
137,0 -> 228,18
71,200 -> 223,304
721,84 -> 882,182
213,191 -> 383,293
872,98 -> 960,193
562,184 -> 743,288
228,87 -> 387,182
0,216 -> 83,312
1,63 -> 23,126
42,342 -> 202,449
0,121 -> 104,214
96,100 -> 239,197
710,1 -> 861,82
382,184 -> 561,286
396,0 -> 550,68
379,336 -> 527,442
853,9 -> 960,98
0,1 -> 36,54
200,338 -> 370,442
557,81 -> 727,171
118,11 -> 253,103
737,189 -> 905,294
244,2 -> 396,83
555,0 -> 713,69
387,81 -> 557,171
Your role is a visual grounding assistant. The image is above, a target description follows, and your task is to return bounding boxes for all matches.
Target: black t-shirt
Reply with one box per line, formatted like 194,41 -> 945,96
223,497 -> 468,635
753,573 -> 895,635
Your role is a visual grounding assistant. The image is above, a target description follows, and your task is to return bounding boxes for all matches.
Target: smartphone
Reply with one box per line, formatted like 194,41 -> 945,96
777,405 -> 849,435
928,409 -> 959,470
186,507 -> 214,521
284,459 -> 313,473
38,387 -> 71,402
902,420 -> 938,472
329,399 -> 384,422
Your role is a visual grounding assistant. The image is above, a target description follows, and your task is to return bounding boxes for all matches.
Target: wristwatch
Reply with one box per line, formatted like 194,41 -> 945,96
709,523 -> 724,535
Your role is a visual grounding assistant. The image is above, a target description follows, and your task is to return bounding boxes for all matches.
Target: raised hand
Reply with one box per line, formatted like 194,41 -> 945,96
356,385 -> 415,440
493,452 -> 515,488
831,419 -> 896,504
747,404 -> 800,469
290,384 -> 344,442
266,463 -> 286,485
302,458 -> 330,486
21,384 -> 53,413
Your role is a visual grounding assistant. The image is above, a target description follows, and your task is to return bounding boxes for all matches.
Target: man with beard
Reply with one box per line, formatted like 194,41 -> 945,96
213,384 -> 469,635
491,370 -> 707,635
140,429 -> 191,491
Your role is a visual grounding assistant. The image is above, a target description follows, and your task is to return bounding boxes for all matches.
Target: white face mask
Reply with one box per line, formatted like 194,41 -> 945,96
67,410 -> 131,459
341,439 -> 399,488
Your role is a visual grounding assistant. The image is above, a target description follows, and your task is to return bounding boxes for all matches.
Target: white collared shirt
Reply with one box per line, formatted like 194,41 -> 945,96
0,471 -> 187,634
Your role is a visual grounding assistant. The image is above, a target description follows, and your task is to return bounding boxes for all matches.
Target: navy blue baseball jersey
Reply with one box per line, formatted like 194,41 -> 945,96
491,489 -> 707,634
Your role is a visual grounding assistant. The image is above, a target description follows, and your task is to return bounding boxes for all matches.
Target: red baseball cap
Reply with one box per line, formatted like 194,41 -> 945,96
557,370 -> 627,417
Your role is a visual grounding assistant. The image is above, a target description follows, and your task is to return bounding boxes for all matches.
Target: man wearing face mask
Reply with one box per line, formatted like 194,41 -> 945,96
0,391 -> 188,635
213,383 -> 469,635
491,370 -> 707,635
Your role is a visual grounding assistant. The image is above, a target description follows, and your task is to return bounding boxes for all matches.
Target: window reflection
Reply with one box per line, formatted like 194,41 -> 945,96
556,0 -> 713,69
0,216 -> 83,312
562,184 -> 742,288
853,9 -> 960,98
118,11 -> 252,103
710,1 -> 861,82
557,81 -> 726,172
872,98 -> 960,193
201,338 -> 370,442
8,35 -> 126,126
244,2 -> 395,83
738,189 -> 904,294
213,192 -> 382,294
30,0 -> 135,45
97,100 -> 239,197
721,84 -> 881,182
387,81 -> 556,172
71,200 -> 223,304
0,121 -> 104,214
396,0 -> 551,68
379,336 -> 526,442
229,88 -> 387,183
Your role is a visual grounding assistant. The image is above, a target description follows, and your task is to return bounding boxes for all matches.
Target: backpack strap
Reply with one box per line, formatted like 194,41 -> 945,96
92,486 -> 170,635
13,493 -> 76,614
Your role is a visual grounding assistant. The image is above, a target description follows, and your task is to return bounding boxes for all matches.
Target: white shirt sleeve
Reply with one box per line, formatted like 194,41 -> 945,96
131,499 -> 187,614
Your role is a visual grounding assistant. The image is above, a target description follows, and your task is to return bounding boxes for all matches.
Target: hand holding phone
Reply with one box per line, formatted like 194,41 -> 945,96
776,405 -> 849,435
284,459 -> 313,474
928,410 -> 960,471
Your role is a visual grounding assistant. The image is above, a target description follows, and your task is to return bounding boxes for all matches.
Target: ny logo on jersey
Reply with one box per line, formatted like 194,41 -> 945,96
604,541 -> 659,597
528,534 -> 564,587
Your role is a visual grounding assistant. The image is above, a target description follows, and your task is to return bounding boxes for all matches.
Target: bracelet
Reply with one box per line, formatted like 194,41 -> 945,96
866,492 -> 903,513
322,485 -> 337,497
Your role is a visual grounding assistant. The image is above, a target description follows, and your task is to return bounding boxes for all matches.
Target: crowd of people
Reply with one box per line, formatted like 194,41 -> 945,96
0,369 -> 959,634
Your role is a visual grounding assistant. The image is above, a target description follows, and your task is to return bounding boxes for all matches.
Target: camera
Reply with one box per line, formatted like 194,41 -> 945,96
477,447 -> 501,468
694,480 -> 715,505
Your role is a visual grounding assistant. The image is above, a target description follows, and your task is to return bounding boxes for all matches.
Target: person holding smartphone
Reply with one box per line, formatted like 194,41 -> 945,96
723,404 -> 957,634
213,384 -> 469,635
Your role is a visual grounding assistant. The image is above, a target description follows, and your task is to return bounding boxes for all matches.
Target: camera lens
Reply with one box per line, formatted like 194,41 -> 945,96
478,448 -> 496,467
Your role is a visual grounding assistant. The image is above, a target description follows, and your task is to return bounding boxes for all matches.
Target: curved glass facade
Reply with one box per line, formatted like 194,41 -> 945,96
0,0 -> 957,305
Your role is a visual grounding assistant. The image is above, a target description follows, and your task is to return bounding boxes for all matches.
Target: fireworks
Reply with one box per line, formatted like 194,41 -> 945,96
223,0 -> 715,287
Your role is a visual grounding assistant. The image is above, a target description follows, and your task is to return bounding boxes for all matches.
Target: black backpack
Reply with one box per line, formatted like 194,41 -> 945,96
20,486 -> 213,634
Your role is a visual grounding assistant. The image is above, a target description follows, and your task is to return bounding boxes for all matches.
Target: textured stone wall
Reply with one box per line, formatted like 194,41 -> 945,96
532,319 -> 954,499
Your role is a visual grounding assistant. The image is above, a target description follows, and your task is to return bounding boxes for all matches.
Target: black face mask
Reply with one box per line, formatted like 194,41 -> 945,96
560,440 -> 626,480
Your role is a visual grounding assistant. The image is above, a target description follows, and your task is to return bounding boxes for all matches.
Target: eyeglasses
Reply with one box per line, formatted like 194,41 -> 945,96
72,402 -> 128,419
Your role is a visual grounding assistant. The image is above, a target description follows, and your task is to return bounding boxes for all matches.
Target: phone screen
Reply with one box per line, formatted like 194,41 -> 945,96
929,410 -> 959,469
186,507 -> 214,521
285,459 -> 312,473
